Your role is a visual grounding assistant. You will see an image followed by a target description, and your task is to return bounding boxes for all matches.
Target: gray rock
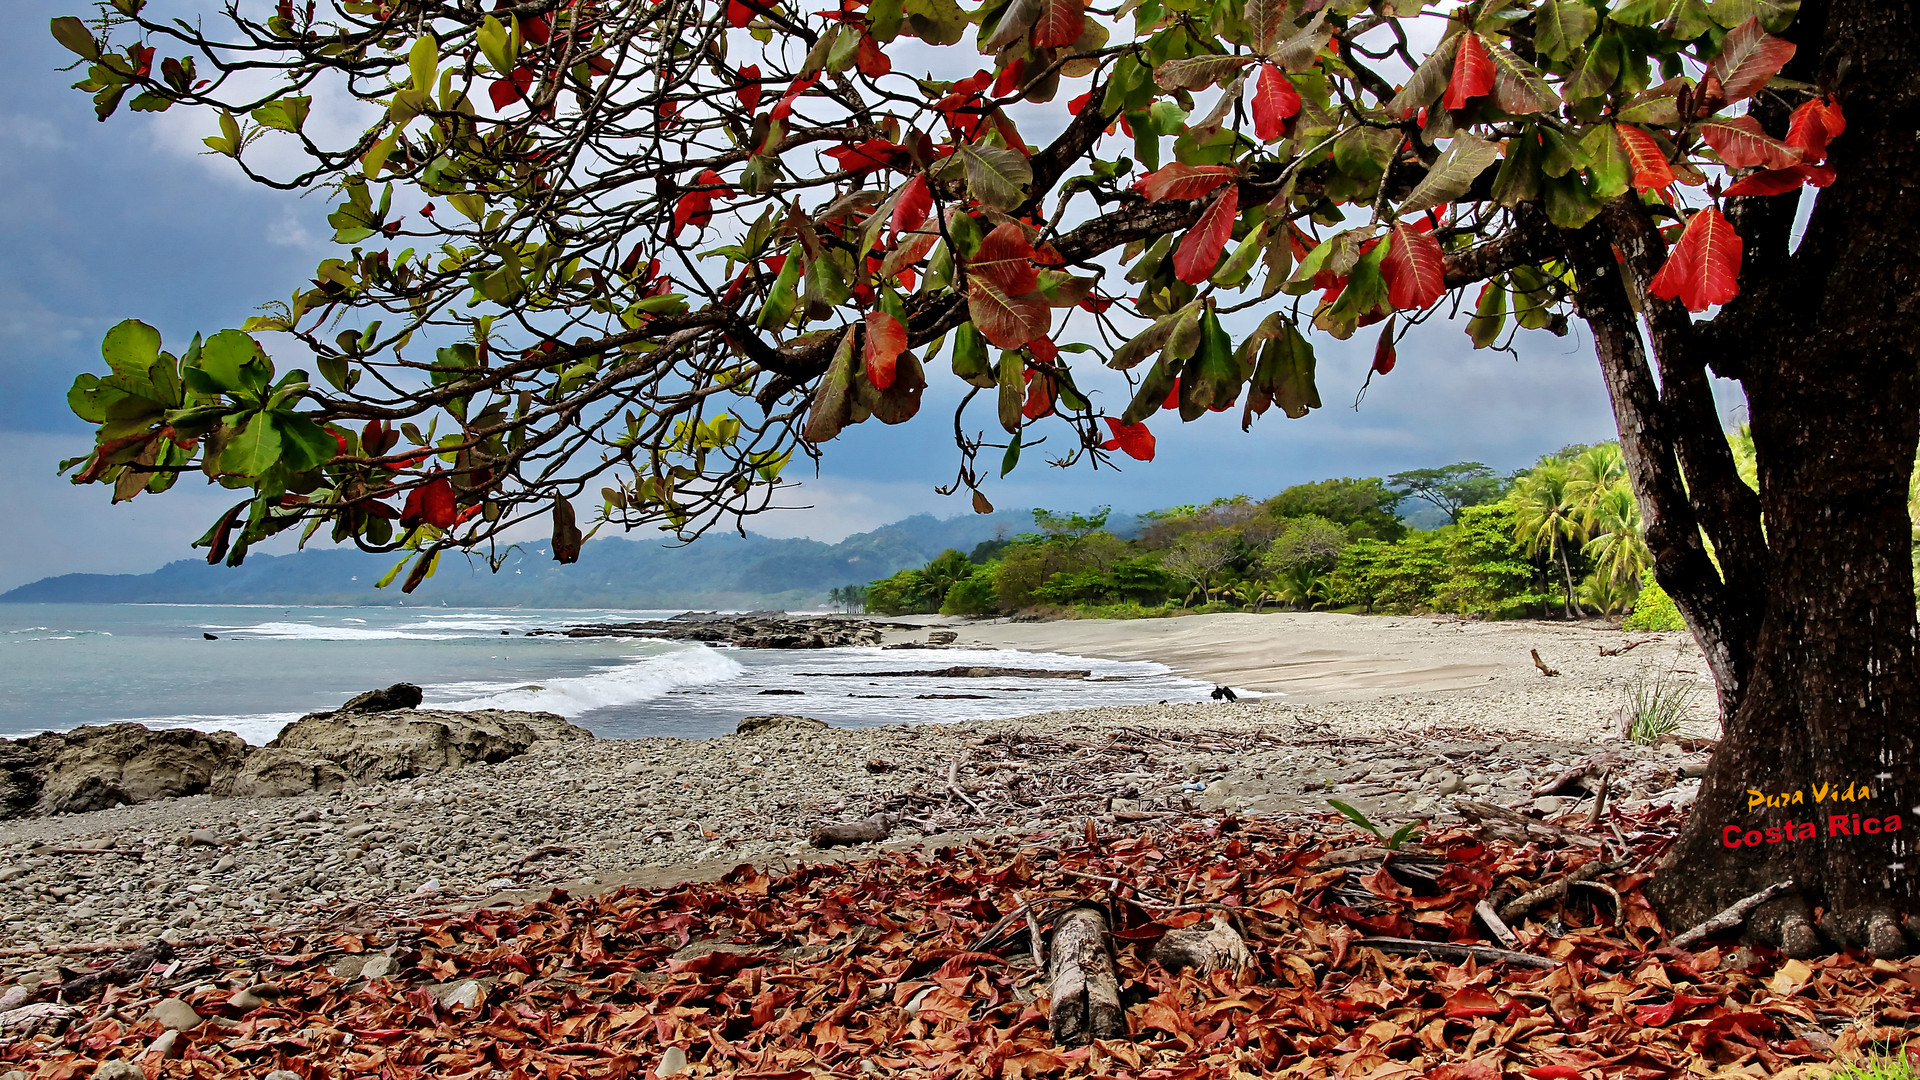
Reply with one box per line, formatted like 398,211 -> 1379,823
263,1072 -> 302,1080
658,1046 -> 689,1078
292,808 -> 321,823
735,714 -> 829,736
146,1029 -> 179,1058
149,997 -> 201,1031
358,955 -> 397,980
1679,760 -> 1708,778
1431,771 -> 1464,796
1461,772 -> 1490,788
2,725 -> 250,820
338,683 -> 425,714
1531,795 -> 1566,815
428,979 -> 486,1009
268,709 -> 590,785
187,829 -> 219,847
345,824 -> 378,839
91,1062 -> 144,1080
227,987 -> 264,1010
212,855 -> 237,873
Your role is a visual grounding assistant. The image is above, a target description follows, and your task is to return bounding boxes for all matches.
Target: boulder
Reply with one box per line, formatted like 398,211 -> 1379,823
735,714 -> 829,736
266,709 -> 591,784
3,725 -> 250,818
336,683 -> 424,714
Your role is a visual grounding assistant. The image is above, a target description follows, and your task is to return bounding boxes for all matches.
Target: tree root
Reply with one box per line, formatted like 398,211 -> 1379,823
1150,912 -> 1251,974
1824,906 -> 1911,959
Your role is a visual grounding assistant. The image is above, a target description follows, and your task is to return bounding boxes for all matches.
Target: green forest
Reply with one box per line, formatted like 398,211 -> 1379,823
855,438 -> 1735,630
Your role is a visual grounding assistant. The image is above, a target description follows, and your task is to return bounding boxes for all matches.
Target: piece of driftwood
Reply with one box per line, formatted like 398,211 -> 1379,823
1530,649 -> 1560,677
502,844 -> 581,873
1497,855 -> 1630,924
1671,880 -> 1795,949
57,937 -> 173,1000
1047,907 -> 1126,1044
1474,901 -> 1519,948
809,817 -> 890,848
1598,638 -> 1657,657
1534,752 -> 1620,797
1355,936 -> 1561,969
1150,912 -> 1252,974
1455,799 -> 1603,850
1585,771 -> 1612,826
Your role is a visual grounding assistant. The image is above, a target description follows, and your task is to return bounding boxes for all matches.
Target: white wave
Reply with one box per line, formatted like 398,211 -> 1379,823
429,643 -> 744,717
120,712 -> 305,748
215,621 -> 499,641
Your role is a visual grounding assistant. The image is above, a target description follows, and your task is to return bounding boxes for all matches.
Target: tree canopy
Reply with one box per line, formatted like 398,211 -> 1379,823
53,0 -> 1825,591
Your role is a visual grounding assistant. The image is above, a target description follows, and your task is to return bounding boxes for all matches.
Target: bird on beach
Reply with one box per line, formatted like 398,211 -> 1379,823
1210,686 -> 1238,703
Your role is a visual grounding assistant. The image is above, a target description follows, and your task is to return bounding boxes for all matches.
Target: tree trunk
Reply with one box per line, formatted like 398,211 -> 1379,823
1623,0 -> 1920,955
1559,547 -> 1583,619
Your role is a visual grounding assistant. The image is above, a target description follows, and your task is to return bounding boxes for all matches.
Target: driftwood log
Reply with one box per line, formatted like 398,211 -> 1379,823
1150,912 -> 1251,974
1047,906 -> 1125,1044
1530,649 -> 1560,677
809,816 -> 890,848
1670,880 -> 1795,949
1454,798 -> 1603,850
56,938 -> 173,1000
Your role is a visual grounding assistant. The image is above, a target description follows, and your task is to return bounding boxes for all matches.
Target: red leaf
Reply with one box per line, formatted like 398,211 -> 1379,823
1028,336 -> 1058,363
970,223 -> 1039,294
1371,318 -> 1397,374
1709,17 -> 1796,104
672,192 -> 714,237
1648,206 -> 1742,312
891,175 -> 932,241
1444,32 -> 1494,111
489,67 -> 535,111
1250,65 -> 1301,143
401,476 -> 458,529
737,64 -> 762,113
825,138 -> 912,175
1381,222 -> 1445,310
1785,96 -> 1845,162
726,0 -> 756,26
1162,381 -> 1180,411
966,278 -> 1051,348
1133,163 -> 1238,203
1021,374 -> 1055,419
1101,417 -> 1155,461
1527,1068 -> 1586,1080
1724,165 -> 1830,196
1172,186 -> 1238,284
863,312 -> 907,390
855,34 -> 891,77
769,74 -> 818,125
1361,860 -> 1412,899
1616,125 -> 1674,192
1700,115 -> 1802,170
518,14 -> 550,44
1030,0 -> 1085,49
1068,90 -> 1091,115
1444,987 -> 1505,1019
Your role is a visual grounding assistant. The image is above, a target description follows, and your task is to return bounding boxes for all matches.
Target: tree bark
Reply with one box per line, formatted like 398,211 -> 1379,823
1613,0 -> 1920,955
1046,906 -> 1125,1044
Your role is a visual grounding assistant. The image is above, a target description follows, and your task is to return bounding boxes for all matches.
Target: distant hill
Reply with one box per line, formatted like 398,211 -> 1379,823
0,510 -> 1042,609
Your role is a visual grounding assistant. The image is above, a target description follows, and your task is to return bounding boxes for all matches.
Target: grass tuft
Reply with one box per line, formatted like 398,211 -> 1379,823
1623,664 -> 1695,745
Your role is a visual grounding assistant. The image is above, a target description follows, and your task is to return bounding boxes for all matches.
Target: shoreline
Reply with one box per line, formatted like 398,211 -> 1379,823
1,612 -> 1718,965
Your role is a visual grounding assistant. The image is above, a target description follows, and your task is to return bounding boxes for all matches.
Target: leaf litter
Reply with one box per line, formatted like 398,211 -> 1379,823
6,805 -> 1918,1078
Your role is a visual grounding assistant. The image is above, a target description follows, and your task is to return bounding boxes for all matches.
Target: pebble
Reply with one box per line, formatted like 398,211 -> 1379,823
345,824 -> 378,839
264,1073 -> 302,1080
148,998 -> 200,1031
90,1063 -> 143,1080
658,1046 -> 689,1078
1532,796 -> 1566,815
359,955 -> 398,980
430,980 -> 486,1010
145,1029 -> 179,1058
1432,772 -> 1464,796
212,855 -> 237,873
186,829 -> 218,847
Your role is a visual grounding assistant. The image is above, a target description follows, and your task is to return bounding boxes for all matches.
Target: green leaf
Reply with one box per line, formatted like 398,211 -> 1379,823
1180,307 -> 1242,417
1467,279 -> 1508,348
1212,221 -> 1268,287
757,245 -> 804,330
1542,171 -> 1603,229
219,412 -> 283,476
1153,54 -> 1254,92
1565,33 -> 1624,100
1485,39 -> 1561,115
476,15 -> 516,74
1000,431 -> 1022,477
802,329 -> 858,443
101,320 -> 162,380
959,143 -> 1032,211
1708,0 -> 1799,32
996,351 -> 1023,434
1327,799 -> 1382,839
902,0 -> 968,45
1385,31 -> 1461,116
250,95 -> 311,133
408,34 -> 439,95
869,0 -> 904,40
274,414 -> 336,472
49,17 -> 101,60
192,329 -> 269,395
1400,132 -> 1500,213
951,321 -> 994,386
1585,124 -> 1632,200
1490,128 -> 1544,207
1535,1 -> 1599,62
1388,821 -> 1422,850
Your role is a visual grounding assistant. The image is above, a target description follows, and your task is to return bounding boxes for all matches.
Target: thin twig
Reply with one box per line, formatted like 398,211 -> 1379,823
1671,880 -> 1794,949
1474,900 -> 1519,948
1498,855 -> 1631,924
1356,936 -> 1561,970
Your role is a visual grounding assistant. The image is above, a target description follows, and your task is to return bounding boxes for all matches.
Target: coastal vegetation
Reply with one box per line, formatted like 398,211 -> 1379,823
862,446 -> 1659,622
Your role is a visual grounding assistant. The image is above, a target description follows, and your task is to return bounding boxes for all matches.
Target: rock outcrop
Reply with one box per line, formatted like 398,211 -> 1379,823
0,694 -> 594,819
337,683 -> 425,714
533,614 -> 909,649
0,725 -> 251,818
735,714 -> 830,736
265,708 -> 591,785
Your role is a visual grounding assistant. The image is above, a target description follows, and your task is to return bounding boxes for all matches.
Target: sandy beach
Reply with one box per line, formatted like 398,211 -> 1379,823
0,612 -> 1717,968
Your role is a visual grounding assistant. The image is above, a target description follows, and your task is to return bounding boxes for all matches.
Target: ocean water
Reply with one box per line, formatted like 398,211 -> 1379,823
0,604 -> 1212,744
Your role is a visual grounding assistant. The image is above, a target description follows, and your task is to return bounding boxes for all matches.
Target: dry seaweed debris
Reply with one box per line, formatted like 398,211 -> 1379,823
5,806 -> 1917,1079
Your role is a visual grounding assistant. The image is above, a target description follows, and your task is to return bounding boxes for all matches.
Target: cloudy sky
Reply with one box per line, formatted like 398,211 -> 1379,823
0,2 -> 1746,593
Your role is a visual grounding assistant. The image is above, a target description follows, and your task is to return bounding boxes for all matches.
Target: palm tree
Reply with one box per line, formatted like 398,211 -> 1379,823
1579,482 -> 1651,591
1507,461 -> 1587,618
1565,443 -> 1627,513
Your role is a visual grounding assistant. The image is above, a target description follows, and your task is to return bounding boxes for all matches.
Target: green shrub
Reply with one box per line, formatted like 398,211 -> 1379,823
940,568 -> 1000,616
865,568 -> 937,615
1623,569 -> 1686,631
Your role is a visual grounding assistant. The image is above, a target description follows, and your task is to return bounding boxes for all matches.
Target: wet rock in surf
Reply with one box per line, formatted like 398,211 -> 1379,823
335,683 -> 425,715
735,714 -> 830,736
